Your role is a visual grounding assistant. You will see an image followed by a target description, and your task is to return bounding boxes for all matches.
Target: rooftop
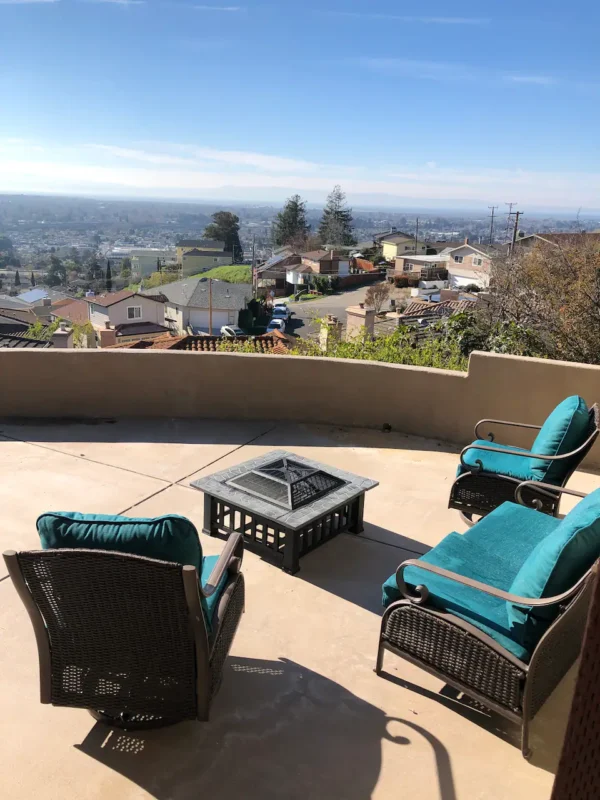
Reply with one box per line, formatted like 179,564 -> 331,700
143,277 -> 252,309
0,414 -> 587,799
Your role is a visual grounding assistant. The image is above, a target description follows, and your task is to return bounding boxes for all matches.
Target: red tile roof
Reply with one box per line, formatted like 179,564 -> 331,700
105,332 -> 292,354
354,258 -> 377,272
51,299 -> 90,325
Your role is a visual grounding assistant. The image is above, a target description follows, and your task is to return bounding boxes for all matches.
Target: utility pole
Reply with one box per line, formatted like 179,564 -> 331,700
488,205 -> 498,245
251,233 -> 256,299
511,210 -> 523,253
505,202 -> 517,240
208,278 -> 213,336
414,217 -> 419,253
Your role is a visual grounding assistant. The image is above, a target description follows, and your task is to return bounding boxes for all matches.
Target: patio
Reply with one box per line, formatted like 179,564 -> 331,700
1,417 -> 597,800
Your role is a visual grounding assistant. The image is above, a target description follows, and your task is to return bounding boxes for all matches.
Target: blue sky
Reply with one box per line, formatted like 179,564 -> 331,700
1,1 -> 600,209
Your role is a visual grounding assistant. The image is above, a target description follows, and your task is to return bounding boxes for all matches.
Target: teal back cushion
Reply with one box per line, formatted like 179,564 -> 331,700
508,489 -> 600,649
37,512 -> 202,573
530,396 -> 589,482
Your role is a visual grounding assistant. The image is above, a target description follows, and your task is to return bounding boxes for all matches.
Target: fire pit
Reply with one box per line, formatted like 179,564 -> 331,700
191,450 -> 378,574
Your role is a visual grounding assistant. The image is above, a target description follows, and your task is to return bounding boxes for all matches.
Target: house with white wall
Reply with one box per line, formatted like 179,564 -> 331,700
445,242 -> 497,289
143,277 -> 252,335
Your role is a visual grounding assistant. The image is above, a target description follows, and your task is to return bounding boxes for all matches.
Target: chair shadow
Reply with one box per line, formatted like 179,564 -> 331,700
75,656 -> 458,800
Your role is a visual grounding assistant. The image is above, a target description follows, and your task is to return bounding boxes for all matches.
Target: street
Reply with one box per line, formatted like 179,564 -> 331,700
285,284 -> 377,339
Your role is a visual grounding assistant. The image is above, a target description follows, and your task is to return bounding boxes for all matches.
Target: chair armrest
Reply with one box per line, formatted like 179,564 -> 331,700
199,532 -> 244,599
395,558 -> 590,609
515,480 -> 587,507
459,435 -> 596,473
474,418 -> 542,442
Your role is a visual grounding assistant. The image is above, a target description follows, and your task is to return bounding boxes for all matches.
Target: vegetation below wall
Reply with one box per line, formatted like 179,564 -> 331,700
192,265 -> 251,283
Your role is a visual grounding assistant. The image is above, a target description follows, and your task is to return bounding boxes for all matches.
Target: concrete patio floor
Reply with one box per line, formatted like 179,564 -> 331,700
1,418 -> 597,800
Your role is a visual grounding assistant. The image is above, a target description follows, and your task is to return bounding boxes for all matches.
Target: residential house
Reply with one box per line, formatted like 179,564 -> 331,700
0,307 -> 44,334
176,238 -> 226,262
284,250 -> 350,290
381,232 -> 428,261
0,332 -> 52,349
512,232 -> 600,251
128,249 -> 177,278
181,248 -> 233,277
257,253 -> 301,294
143,277 -> 252,335
84,289 -> 170,344
394,254 -> 449,278
445,241 -> 497,289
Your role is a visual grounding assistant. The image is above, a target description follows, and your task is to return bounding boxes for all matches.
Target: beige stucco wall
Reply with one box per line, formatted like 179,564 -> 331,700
181,255 -> 231,277
0,350 -> 599,468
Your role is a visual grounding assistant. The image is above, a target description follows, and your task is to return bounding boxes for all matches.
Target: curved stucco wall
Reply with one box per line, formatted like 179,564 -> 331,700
1,349 -> 599,468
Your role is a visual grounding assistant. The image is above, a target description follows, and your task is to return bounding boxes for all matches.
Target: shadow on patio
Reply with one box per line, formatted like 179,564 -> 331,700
76,657 -> 458,800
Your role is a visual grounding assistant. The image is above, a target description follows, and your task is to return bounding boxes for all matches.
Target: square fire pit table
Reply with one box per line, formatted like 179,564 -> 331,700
190,450 -> 378,574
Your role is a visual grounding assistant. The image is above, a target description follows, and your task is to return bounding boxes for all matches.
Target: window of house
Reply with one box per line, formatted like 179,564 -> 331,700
127,306 -> 142,320
403,263 -> 413,272
472,256 -> 483,267
214,257 -> 219,263
404,245 -> 411,250
453,255 -> 464,263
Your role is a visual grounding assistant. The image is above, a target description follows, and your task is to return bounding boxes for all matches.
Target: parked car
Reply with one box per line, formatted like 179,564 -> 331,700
220,325 -> 245,337
272,303 -> 291,320
266,319 -> 286,333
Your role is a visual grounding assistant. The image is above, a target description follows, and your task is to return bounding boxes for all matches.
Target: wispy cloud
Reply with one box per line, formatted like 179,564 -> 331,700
82,0 -> 145,5
0,0 -> 59,4
193,4 -> 242,10
357,58 -> 476,82
320,12 -> 489,25
504,74 -> 558,85
2,137 -> 600,208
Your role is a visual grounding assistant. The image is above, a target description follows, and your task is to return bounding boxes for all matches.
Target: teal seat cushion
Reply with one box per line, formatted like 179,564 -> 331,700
37,511 -> 203,571
458,440 -> 538,482
530,396 -> 589,483
382,524 -> 533,662
508,489 -> 600,651
37,512 -> 226,632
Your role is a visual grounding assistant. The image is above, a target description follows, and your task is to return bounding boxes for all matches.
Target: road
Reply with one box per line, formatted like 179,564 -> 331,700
285,284 -> 376,339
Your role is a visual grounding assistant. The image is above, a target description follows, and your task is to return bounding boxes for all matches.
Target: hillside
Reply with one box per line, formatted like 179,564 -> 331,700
192,264 -> 252,283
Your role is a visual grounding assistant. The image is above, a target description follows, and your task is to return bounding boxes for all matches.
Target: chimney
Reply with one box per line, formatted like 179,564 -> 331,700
345,304 -> 375,341
51,320 -> 74,349
42,298 -> 52,307
464,237 -> 470,245
319,315 -> 342,353
99,323 -> 117,348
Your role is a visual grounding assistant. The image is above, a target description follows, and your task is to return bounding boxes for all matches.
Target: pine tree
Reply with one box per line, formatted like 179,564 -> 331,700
14,270 -> 20,286
106,259 -> 113,292
273,195 -> 310,248
318,185 -> 356,246
204,211 -> 243,263
30,271 -> 36,287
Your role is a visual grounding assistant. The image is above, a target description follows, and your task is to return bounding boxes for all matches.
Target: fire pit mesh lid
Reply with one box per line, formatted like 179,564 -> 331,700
226,457 -> 346,510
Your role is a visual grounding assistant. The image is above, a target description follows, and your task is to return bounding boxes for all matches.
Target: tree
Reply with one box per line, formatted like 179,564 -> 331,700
46,255 -> 66,287
105,259 -> 113,292
204,211 -> 243,263
318,185 -> 355,246
365,282 -> 391,313
30,271 -> 36,287
14,270 -> 20,287
87,258 -> 103,282
273,194 -> 310,248
120,257 -> 132,279
0,235 -> 13,252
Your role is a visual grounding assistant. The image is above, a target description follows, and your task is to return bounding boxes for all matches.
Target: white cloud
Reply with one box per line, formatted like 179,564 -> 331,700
320,12 -> 489,25
504,74 -> 558,85
193,5 -> 242,10
0,0 -> 58,4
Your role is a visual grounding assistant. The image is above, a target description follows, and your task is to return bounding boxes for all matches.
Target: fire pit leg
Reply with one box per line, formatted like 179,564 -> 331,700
348,494 -> 365,534
282,528 -> 300,575
202,494 -> 218,536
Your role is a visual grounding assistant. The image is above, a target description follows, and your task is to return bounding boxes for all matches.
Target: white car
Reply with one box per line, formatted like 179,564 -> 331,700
220,325 -> 245,337
266,318 -> 286,333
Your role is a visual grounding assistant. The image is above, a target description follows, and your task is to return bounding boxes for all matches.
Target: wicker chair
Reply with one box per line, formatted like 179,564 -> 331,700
3,532 -> 245,729
377,485 -> 596,759
449,402 -> 600,526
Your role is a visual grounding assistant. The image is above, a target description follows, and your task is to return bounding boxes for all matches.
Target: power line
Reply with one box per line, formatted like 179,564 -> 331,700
505,202 -> 517,239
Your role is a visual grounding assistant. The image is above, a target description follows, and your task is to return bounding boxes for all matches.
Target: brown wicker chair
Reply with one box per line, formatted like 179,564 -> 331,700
449,403 -> 600,526
377,486 -> 596,759
3,532 -> 245,729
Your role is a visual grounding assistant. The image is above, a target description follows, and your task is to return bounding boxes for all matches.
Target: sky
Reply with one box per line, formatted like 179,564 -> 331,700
1,0 -> 600,211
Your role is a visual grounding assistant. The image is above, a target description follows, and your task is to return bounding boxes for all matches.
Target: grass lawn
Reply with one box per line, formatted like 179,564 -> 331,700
192,265 -> 252,283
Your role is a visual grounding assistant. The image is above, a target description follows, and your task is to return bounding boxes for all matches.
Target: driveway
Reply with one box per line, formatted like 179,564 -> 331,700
286,284 -> 379,339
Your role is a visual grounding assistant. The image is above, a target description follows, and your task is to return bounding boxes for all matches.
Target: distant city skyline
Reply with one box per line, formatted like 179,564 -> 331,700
1,1 -> 599,209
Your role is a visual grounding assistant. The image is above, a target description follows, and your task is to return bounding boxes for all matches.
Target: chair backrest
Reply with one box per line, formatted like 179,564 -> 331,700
531,398 -> 598,483
8,548 -> 207,720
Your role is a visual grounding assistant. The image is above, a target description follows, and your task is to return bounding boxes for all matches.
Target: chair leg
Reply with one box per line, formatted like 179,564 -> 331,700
375,639 -> 385,675
459,511 -> 477,528
521,714 -> 533,760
